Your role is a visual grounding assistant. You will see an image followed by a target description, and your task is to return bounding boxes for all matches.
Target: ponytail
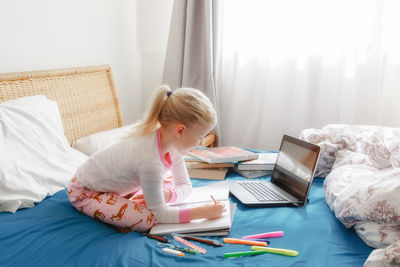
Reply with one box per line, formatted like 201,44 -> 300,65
129,86 -> 171,137
128,85 -> 216,138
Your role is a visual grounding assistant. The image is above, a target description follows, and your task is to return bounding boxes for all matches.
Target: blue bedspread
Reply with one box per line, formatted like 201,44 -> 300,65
0,173 -> 373,267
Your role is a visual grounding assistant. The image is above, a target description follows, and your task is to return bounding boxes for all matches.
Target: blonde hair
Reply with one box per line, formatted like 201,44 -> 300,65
129,85 -> 217,137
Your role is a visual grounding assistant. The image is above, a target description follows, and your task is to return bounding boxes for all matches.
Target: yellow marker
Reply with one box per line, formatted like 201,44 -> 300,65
251,245 -> 299,256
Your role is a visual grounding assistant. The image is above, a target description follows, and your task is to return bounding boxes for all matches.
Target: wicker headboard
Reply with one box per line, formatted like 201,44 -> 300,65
0,65 -> 123,144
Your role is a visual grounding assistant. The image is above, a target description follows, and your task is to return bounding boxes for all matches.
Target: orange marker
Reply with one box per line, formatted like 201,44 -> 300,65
223,238 -> 268,246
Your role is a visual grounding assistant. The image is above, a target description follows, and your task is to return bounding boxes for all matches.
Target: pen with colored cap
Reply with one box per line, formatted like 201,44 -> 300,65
223,250 -> 268,258
179,235 -> 223,247
251,245 -> 299,257
242,231 -> 284,239
142,233 -> 169,243
223,238 -> 267,246
162,247 -> 184,257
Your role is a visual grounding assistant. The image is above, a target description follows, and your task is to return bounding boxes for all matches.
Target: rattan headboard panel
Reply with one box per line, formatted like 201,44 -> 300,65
0,65 -> 122,144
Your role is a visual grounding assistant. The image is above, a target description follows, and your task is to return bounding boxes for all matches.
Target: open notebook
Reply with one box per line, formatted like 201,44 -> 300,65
149,181 -> 235,236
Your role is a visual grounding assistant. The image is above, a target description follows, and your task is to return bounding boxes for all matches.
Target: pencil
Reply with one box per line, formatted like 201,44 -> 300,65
210,195 -> 217,205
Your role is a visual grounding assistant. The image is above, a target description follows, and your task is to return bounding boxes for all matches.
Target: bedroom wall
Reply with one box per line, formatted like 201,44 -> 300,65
0,0 -> 173,124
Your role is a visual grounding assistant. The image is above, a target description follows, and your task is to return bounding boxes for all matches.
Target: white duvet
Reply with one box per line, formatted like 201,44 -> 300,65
0,95 -> 88,213
301,124 -> 400,266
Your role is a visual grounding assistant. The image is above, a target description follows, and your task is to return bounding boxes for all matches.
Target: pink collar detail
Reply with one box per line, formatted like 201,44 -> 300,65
157,129 -> 172,168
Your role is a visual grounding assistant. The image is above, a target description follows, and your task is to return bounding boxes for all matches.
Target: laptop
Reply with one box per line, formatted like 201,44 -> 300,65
229,135 -> 321,207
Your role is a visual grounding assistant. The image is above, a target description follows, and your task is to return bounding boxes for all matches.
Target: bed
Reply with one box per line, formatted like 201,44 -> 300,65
0,65 -> 374,267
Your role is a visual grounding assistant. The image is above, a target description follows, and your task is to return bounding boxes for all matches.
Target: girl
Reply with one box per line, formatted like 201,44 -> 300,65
67,86 -> 225,232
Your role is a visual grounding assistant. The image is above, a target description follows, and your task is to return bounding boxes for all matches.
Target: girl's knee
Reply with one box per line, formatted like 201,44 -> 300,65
116,213 -> 155,233
144,212 -> 156,227
131,206 -> 155,232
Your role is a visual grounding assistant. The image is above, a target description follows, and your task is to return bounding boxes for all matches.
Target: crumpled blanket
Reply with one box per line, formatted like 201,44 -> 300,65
300,124 -> 400,267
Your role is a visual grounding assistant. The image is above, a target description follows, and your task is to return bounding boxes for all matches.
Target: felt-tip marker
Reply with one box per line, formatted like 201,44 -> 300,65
242,231 -> 284,239
251,246 -> 299,256
223,250 -> 268,258
157,242 -> 200,254
162,248 -> 184,257
143,233 -> 169,243
179,235 -> 223,247
223,238 -> 267,246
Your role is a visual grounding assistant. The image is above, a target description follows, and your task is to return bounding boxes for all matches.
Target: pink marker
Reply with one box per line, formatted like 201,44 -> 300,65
242,231 -> 284,239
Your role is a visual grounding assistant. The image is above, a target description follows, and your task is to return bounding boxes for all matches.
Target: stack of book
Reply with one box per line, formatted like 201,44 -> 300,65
185,146 -> 259,180
231,152 -> 278,178
185,156 -> 233,180
185,147 -> 278,179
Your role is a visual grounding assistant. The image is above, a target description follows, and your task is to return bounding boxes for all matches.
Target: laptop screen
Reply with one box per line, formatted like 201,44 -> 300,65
271,135 -> 320,202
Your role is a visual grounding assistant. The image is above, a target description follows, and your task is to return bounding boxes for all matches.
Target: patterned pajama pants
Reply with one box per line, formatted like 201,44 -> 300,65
67,177 -> 156,232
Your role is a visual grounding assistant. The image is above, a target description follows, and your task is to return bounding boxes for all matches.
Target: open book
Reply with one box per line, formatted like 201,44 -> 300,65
149,181 -> 233,236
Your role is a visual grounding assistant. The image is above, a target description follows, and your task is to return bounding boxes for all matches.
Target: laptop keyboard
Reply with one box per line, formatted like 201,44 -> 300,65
238,182 -> 288,202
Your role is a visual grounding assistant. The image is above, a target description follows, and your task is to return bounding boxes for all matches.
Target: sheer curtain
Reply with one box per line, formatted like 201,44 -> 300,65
217,0 -> 400,150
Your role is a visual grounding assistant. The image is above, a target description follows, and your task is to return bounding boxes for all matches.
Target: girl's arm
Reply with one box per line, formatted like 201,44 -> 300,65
170,152 -> 226,221
139,155 -> 225,223
139,158 -> 191,224
168,152 -> 193,203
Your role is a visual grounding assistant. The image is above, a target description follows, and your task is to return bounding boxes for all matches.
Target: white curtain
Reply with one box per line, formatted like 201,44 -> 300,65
217,0 -> 400,150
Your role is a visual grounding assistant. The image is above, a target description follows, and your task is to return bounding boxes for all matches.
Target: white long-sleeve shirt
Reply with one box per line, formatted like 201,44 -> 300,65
75,129 -> 192,224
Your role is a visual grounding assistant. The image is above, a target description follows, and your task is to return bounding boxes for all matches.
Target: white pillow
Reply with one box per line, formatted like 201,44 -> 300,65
0,95 -> 88,213
72,123 -> 137,156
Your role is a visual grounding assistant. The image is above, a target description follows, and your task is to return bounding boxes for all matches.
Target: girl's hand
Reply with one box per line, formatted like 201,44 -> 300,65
130,189 -> 171,205
190,202 -> 226,221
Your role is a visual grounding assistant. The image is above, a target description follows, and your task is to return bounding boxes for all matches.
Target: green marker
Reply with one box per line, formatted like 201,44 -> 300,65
251,246 -> 299,256
223,250 -> 268,258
